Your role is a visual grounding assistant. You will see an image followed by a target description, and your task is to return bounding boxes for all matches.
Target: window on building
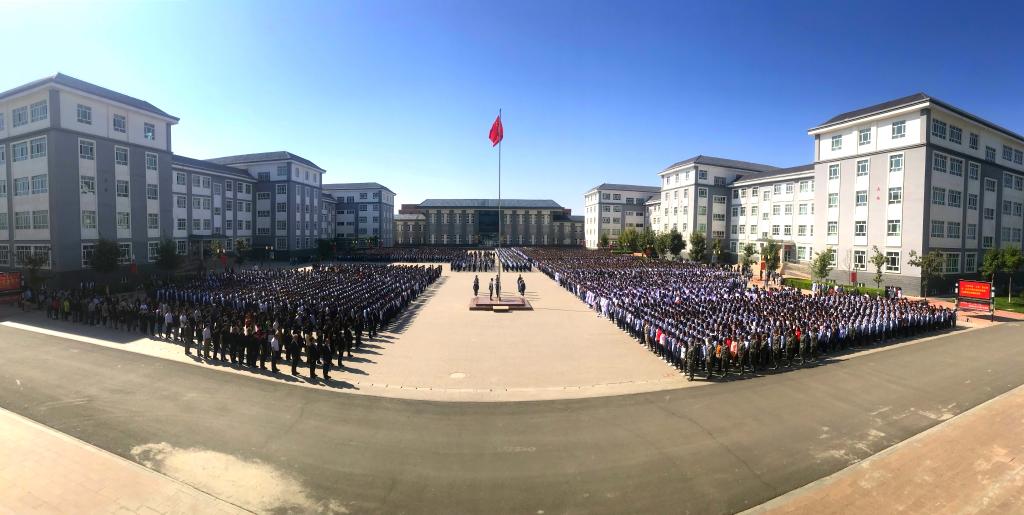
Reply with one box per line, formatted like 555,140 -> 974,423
966,224 -> 977,240
113,114 -> 126,133
76,104 -> 92,124
831,134 -> 842,150
855,160 -> 869,176
30,174 -> 47,195
81,210 -> 97,229
12,106 -> 28,127
984,207 -> 995,220
112,146 -> 128,166
30,137 -> 46,159
147,213 -> 159,229
144,123 -> 156,141
31,210 -> 48,229
931,187 -> 946,205
931,220 -> 945,238
116,180 -> 130,198
117,211 -> 130,229
858,128 -> 871,146
969,132 -> 979,150
887,219 -> 901,236
80,175 -> 96,195
852,250 -> 866,270
118,243 -> 133,264
827,221 -> 838,236
985,146 -> 996,161
855,190 -> 867,206
948,190 -> 961,208
146,184 -> 158,200
944,253 -> 960,274
949,125 -> 962,144
933,153 -> 947,173
854,221 -> 866,236
1003,145 -> 1014,161
14,178 -> 28,196
947,222 -> 961,239
965,253 -> 977,273
30,100 -> 48,122
889,154 -> 903,173
885,251 -> 900,272
891,120 -> 906,139
931,119 -> 947,139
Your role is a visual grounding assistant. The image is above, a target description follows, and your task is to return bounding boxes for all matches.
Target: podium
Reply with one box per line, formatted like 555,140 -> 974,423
469,296 -> 533,311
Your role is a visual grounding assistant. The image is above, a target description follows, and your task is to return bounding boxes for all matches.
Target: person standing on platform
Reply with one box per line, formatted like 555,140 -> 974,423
495,276 -> 502,298
270,330 -> 281,373
488,278 -> 494,300
306,332 -> 318,380
473,275 -> 480,297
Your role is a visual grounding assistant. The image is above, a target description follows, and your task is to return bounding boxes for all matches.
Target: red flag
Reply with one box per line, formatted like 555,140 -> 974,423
489,115 -> 503,146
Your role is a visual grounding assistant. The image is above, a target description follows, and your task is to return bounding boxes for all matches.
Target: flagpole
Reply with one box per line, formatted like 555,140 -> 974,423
497,108 -> 502,301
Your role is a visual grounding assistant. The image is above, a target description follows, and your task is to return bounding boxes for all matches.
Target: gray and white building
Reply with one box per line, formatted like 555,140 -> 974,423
583,183 -> 659,248
0,73 -> 178,277
0,73 -> 385,281
398,199 -> 583,246
206,151 -> 326,256
322,182 -> 395,246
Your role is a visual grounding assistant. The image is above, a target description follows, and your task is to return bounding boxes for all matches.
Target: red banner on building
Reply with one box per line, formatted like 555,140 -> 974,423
959,280 -> 992,301
0,272 -> 22,293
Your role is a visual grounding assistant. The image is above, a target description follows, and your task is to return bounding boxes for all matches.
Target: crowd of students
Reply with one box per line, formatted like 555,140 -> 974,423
521,247 -> 956,377
27,264 -> 441,381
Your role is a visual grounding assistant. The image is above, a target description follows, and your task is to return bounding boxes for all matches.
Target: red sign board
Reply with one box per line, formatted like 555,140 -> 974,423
0,272 -> 22,293
959,300 -> 992,312
959,280 -> 992,301
850,271 -> 858,284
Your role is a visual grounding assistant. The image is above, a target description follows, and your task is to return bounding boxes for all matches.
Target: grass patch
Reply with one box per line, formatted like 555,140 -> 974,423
993,296 -> 1024,313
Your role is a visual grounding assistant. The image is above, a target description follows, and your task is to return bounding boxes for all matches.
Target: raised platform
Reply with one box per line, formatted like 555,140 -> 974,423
469,295 -> 533,311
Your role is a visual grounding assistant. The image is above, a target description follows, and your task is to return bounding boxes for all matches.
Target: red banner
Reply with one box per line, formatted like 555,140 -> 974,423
959,280 -> 991,301
0,272 -> 22,293
959,300 -> 992,312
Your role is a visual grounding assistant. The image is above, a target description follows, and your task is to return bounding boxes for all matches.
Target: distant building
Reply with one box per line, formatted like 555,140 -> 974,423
396,199 -> 583,246
583,183 -> 660,248
322,182 -> 395,247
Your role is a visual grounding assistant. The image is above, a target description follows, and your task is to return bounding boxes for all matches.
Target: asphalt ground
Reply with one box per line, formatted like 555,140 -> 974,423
1,322 -> 1021,514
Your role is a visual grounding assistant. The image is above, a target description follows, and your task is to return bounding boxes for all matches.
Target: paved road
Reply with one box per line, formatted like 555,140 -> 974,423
1,323 -> 1022,514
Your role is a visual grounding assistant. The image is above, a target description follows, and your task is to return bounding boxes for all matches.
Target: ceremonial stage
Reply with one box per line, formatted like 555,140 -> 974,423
468,295 -> 533,311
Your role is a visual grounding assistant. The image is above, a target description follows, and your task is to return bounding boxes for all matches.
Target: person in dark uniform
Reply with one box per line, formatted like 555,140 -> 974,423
320,332 -> 332,381
473,275 -> 480,297
306,332 -> 319,380
289,329 -> 300,375
488,279 -> 494,300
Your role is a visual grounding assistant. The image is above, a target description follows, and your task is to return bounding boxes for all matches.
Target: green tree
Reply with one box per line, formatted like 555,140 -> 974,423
870,246 -> 887,289
688,231 -> 707,262
980,248 -> 1003,282
618,227 -> 641,252
710,238 -> 722,263
654,232 -> 672,258
235,239 -> 249,265
761,239 -> 782,277
669,229 -> 686,256
17,251 -> 50,290
810,249 -> 834,282
91,238 -> 121,275
316,238 -> 335,261
740,243 -> 756,272
639,229 -> 657,255
908,250 -> 945,299
598,233 -> 609,249
155,239 -> 181,274
1000,247 -> 1023,301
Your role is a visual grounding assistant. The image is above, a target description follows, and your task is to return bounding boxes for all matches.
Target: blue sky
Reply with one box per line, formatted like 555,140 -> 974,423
5,0 -> 1023,213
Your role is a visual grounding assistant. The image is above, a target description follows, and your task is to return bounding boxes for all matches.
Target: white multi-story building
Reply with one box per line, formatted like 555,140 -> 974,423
654,155 -> 779,242
617,94 -> 1024,295
728,164 -> 815,261
583,183 -> 659,248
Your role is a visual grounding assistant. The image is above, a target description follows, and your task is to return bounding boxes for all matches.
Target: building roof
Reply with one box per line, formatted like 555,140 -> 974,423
732,163 -> 815,184
810,92 -> 1024,143
395,213 -> 426,221
417,199 -> 563,209
207,151 -> 324,171
0,73 -> 179,121
322,182 -> 394,193
320,192 -> 337,203
661,155 -> 779,174
586,183 -> 660,193
172,155 -> 253,179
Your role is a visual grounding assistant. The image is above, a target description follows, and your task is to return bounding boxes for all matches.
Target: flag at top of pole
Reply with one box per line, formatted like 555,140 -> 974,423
489,114 -> 503,146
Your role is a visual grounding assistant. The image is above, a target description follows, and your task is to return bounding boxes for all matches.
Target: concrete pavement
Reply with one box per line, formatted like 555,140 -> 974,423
1,321 -> 1022,513
0,407 -> 246,515
749,384 -> 1024,514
